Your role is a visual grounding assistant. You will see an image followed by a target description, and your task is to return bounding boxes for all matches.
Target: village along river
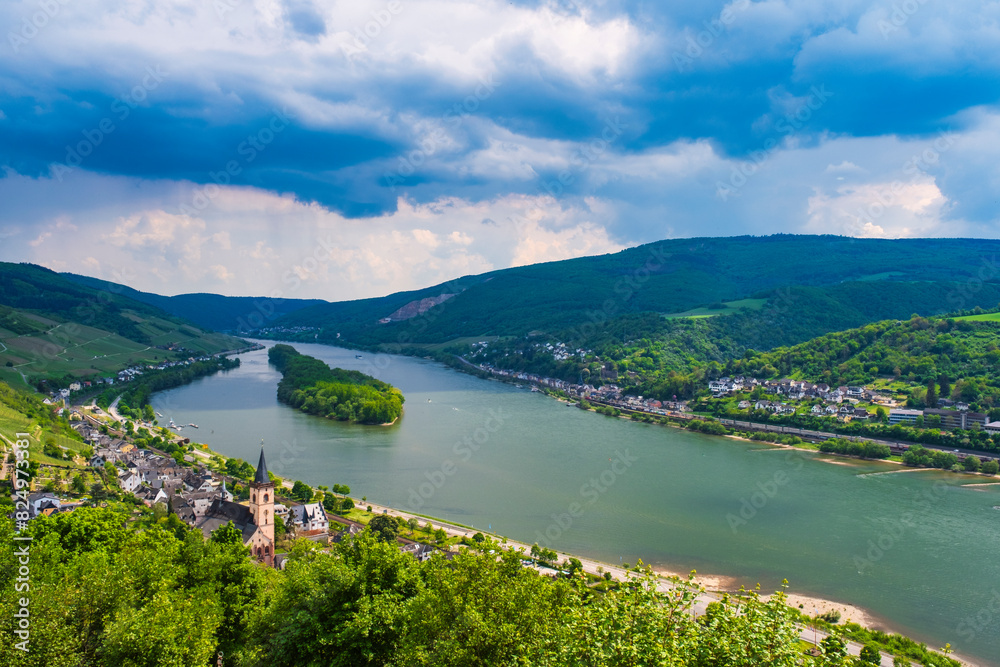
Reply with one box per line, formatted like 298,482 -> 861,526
152,341 -> 1000,665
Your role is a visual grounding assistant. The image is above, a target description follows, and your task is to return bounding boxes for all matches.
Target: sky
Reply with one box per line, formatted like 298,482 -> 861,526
2,0 -> 999,301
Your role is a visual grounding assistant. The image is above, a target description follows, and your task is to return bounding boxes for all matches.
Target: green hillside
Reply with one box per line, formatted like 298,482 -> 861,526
272,235 -> 1000,347
0,263 -> 248,389
62,273 -> 326,332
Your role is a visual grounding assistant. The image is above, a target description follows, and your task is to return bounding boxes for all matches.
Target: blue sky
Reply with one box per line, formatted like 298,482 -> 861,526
1,0 -> 999,300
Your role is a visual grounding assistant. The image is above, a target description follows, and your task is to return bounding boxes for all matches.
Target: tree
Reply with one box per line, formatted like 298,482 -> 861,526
433,528 -> 447,543
341,497 -> 355,511
938,374 -> 951,400
90,482 -> 108,502
981,459 -> 999,475
407,517 -> 419,532
925,379 -> 937,408
963,455 -> 982,472
368,514 -> 399,543
71,474 -> 87,494
291,480 -> 313,502
210,520 -> 244,547
472,531 -> 485,543
859,643 -> 882,665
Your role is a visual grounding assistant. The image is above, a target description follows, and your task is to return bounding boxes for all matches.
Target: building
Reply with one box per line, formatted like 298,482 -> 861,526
923,409 -> 988,430
888,409 -> 922,425
290,502 -> 330,533
193,447 -> 276,566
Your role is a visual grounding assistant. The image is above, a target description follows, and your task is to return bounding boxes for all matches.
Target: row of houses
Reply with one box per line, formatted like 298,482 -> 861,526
708,376 -> 877,403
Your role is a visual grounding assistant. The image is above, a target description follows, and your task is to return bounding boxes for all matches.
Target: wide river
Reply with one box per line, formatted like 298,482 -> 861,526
153,341 -> 1000,665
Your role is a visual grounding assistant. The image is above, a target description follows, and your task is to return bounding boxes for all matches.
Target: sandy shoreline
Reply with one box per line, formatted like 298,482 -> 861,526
650,565 -> 881,629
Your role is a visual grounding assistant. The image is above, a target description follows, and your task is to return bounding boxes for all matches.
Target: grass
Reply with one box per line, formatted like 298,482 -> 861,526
856,271 -> 905,281
664,298 -> 768,319
0,306 -> 246,383
953,312 -> 1000,322
390,335 -> 507,353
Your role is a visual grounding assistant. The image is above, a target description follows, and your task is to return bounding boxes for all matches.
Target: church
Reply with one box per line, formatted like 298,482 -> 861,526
195,446 -> 276,566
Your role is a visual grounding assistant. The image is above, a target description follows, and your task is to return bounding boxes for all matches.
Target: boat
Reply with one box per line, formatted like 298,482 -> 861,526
356,354 -> 363,359
531,387 -> 540,392
168,419 -> 177,429
188,423 -> 199,428
156,411 -> 163,417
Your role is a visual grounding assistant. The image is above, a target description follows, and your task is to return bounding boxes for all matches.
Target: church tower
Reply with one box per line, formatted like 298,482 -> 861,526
249,446 -> 275,551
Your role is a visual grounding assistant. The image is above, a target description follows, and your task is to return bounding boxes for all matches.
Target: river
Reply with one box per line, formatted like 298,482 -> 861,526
152,341 -> 1000,665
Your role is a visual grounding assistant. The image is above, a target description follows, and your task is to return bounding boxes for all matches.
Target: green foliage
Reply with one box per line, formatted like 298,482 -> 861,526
368,514 -> 400,543
291,480 -> 314,502
818,438 -> 892,459
0,507 -> 966,667
268,345 -> 405,425
902,445 -> 960,470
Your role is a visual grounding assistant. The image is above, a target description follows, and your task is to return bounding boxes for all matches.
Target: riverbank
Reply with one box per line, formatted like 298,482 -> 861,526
148,342 -> 1000,666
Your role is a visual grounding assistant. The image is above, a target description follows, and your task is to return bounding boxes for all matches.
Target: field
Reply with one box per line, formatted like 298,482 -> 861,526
0,306 -> 246,388
954,312 -> 1000,322
663,298 -> 767,319
0,402 -> 90,466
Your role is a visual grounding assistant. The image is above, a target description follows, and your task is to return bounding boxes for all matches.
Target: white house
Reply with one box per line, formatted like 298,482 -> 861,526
290,502 -> 330,533
117,470 -> 142,493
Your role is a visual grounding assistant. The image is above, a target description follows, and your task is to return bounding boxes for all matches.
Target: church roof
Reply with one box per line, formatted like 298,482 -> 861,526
254,446 -> 270,484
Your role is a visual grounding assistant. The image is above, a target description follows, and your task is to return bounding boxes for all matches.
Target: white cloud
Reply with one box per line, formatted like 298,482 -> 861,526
0,171 -> 623,299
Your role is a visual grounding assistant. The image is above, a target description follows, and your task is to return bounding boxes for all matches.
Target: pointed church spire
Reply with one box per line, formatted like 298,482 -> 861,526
254,443 -> 270,485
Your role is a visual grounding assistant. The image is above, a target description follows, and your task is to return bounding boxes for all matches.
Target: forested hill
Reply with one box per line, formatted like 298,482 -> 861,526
733,315 -> 1000,398
271,235 -> 1000,346
62,272 -> 325,333
268,344 -> 404,425
0,262 -> 247,389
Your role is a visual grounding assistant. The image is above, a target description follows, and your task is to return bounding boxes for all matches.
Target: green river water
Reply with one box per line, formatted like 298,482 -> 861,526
151,342 -> 1000,665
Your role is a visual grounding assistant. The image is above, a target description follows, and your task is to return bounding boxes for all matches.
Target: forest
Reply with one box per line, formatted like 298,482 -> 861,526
0,506 -> 962,667
268,345 -> 404,425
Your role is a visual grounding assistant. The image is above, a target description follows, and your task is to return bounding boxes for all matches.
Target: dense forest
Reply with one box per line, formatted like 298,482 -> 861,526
268,345 -> 404,425
0,507 -> 961,667
269,235 -> 1000,346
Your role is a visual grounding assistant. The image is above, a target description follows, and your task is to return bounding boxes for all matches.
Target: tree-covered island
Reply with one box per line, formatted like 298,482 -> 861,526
268,344 -> 404,425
